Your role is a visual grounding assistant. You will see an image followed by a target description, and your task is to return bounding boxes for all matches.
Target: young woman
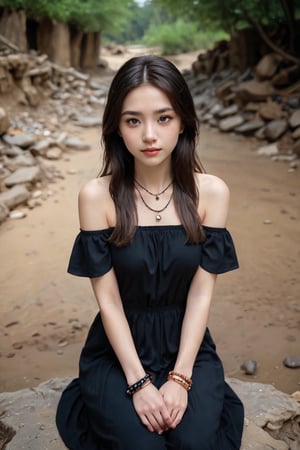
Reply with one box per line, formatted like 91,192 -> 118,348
56,55 -> 244,449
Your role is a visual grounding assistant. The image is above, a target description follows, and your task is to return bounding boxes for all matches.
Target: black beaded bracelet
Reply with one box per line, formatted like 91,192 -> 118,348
126,373 -> 152,396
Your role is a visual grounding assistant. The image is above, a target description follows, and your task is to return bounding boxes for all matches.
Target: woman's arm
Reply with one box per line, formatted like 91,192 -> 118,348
160,174 -> 230,428
79,178 -> 172,434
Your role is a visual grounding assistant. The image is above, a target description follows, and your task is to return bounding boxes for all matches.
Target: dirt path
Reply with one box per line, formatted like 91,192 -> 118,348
0,51 -> 299,395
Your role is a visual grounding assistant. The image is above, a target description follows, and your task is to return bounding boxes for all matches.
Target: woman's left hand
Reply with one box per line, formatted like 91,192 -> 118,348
159,380 -> 188,429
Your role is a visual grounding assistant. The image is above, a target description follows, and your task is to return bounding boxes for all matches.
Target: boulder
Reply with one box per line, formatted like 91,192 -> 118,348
4,166 -> 42,187
0,378 -> 299,450
264,119 -> 288,141
235,120 -> 265,134
0,184 -> 30,209
289,110 -> 300,129
219,115 -> 245,131
0,107 -> 10,134
255,53 -> 282,80
235,80 -> 275,105
258,100 -> 285,121
2,133 -> 37,149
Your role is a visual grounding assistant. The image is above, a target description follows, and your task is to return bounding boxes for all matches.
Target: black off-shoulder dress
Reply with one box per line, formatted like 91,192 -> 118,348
56,225 -> 244,449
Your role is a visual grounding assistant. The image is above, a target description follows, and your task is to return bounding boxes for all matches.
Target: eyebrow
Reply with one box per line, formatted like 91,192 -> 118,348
121,107 -> 174,116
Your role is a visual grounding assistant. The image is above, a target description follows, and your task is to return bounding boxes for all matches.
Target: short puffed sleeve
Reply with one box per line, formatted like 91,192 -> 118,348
200,226 -> 239,274
67,229 -> 113,278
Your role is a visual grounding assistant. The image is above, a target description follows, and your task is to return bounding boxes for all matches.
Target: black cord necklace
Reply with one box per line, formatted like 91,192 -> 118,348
135,186 -> 173,222
135,179 -> 172,200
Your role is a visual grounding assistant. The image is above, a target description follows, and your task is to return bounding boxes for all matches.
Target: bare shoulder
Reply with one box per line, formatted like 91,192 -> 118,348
78,175 -> 114,230
195,173 -> 230,227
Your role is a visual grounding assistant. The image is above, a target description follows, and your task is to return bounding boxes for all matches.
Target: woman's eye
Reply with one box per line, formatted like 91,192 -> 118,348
159,115 -> 171,123
127,118 -> 140,125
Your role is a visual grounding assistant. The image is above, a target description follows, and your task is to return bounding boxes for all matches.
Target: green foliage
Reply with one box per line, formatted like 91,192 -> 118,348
143,19 -> 228,54
155,0 -> 294,33
0,0 -> 134,32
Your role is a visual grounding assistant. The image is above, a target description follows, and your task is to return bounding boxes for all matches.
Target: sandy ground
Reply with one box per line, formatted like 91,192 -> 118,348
0,50 -> 299,395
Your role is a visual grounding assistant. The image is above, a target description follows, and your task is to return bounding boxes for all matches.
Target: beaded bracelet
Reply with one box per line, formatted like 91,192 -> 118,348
167,371 -> 192,392
126,373 -> 152,396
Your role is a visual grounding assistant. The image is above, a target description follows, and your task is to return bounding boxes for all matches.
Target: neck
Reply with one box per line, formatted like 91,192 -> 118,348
134,165 -> 172,192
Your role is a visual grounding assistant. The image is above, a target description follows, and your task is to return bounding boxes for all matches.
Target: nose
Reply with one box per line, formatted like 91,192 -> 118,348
142,121 -> 157,143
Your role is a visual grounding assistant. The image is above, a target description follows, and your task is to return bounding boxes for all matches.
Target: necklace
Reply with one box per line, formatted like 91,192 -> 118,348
135,186 -> 173,222
135,179 -> 172,200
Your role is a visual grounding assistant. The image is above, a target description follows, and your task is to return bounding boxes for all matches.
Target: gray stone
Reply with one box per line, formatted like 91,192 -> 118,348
4,166 -> 42,187
64,137 -> 91,150
0,107 -> 10,134
292,140 -> 300,157
217,104 -> 239,118
31,139 -> 52,154
235,120 -> 265,134
2,133 -> 37,149
292,127 -> 300,139
0,201 -> 9,223
0,185 -> 30,209
3,146 -> 23,157
240,360 -> 257,375
264,119 -> 288,141
73,116 -> 102,127
255,126 -> 267,140
209,103 -> 223,116
257,143 -> 279,156
289,110 -> 300,129
0,377 -> 299,450
219,115 -> 245,131
283,356 -> 300,368
3,152 -> 36,172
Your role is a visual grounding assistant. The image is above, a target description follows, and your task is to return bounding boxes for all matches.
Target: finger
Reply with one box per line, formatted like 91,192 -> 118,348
140,415 -> 155,433
146,414 -> 164,434
170,409 -> 184,429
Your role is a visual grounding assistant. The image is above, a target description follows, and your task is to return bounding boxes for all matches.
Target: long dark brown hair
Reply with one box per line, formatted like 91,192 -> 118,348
100,55 -> 205,246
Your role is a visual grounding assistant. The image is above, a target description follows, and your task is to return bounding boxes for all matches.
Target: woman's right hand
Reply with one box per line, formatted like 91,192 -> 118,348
132,383 -> 172,434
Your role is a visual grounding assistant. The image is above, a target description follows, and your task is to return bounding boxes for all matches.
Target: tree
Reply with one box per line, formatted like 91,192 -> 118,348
155,0 -> 300,63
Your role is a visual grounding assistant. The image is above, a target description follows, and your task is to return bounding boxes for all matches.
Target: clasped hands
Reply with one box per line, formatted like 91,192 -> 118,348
133,380 -> 188,435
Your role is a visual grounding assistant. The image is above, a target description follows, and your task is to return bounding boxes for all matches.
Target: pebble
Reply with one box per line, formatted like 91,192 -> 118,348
283,356 -> 300,368
9,210 -> 26,220
241,359 -> 257,375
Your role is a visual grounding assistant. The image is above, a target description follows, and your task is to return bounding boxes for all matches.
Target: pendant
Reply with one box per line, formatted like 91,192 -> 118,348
156,195 -> 159,201
156,214 -> 161,221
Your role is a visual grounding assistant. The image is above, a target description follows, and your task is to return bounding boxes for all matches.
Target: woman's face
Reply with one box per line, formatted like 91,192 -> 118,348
118,84 -> 183,169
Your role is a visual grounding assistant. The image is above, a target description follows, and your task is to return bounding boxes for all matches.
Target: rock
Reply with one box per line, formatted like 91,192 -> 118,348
235,80 -> 275,105
235,120 -> 265,134
292,140 -> 300,157
4,166 -> 42,187
64,137 -> 91,150
264,119 -> 288,141
73,115 -> 102,127
219,115 -> 245,131
255,53 -> 282,80
241,360 -> 257,375
0,377 -> 299,450
0,107 -> 10,134
3,152 -> 36,172
23,85 -> 40,107
255,126 -> 267,140
283,356 -> 300,368
292,127 -> 300,140
0,201 -> 9,223
45,147 -> 62,160
3,146 -> 23,157
289,110 -> 300,129
30,139 -> 52,155
257,143 -> 279,156
258,100 -> 285,121
9,210 -> 26,219
2,133 -> 37,149
217,104 -> 239,118
0,185 -> 30,209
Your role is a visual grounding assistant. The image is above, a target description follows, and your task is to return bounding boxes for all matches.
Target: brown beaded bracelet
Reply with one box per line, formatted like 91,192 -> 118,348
126,373 -> 152,396
167,371 -> 192,392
